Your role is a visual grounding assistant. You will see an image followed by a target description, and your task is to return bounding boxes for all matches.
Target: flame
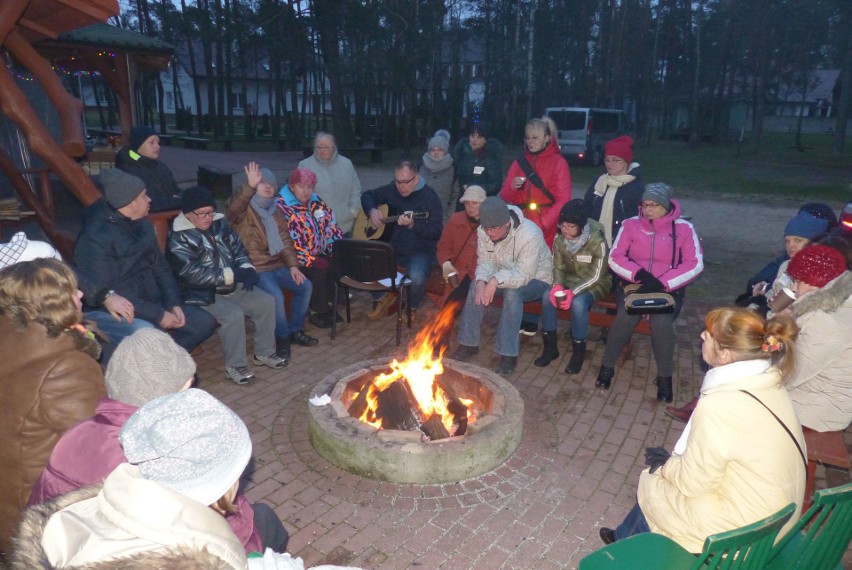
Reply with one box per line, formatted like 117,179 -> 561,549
356,298 -> 472,433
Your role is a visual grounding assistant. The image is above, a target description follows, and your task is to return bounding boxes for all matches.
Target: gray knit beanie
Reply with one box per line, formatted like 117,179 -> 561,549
642,182 -> 673,211
259,168 -> 278,188
428,130 -> 450,152
100,168 -> 146,209
479,196 -> 510,228
119,388 -> 252,506
105,328 -> 196,407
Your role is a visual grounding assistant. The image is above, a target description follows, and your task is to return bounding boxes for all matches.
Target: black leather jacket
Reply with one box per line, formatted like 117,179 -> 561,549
166,213 -> 254,306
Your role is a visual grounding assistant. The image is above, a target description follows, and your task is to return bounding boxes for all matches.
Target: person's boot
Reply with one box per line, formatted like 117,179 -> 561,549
665,395 -> 698,423
564,339 -> 587,374
495,355 -> 517,375
368,293 -> 397,320
655,376 -> 673,403
533,331 -> 559,367
595,366 -> 615,389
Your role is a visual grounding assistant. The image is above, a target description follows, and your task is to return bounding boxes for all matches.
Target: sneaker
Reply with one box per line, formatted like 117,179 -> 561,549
519,321 -> 538,336
291,331 -> 319,346
253,353 -> 288,369
225,366 -> 255,385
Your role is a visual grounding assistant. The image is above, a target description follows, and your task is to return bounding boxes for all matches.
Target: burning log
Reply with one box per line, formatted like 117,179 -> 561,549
374,380 -> 421,431
420,415 -> 450,440
435,377 -> 469,436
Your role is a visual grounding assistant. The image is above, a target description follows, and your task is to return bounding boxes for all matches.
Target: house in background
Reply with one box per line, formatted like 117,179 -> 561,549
764,69 -> 840,134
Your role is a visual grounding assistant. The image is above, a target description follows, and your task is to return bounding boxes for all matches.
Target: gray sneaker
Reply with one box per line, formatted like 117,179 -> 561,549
253,353 -> 288,369
225,366 -> 255,385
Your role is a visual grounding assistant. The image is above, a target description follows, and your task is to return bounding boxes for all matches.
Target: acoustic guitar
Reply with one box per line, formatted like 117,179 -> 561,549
352,204 -> 430,241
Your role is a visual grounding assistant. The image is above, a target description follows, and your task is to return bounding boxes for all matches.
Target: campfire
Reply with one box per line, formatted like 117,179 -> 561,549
345,300 -> 483,440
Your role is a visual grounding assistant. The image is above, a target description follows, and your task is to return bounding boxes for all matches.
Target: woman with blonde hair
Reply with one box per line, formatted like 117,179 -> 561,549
0,258 -> 105,554
599,307 -> 806,554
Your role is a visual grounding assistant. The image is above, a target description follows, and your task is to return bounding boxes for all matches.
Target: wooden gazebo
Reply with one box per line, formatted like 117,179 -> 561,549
0,0 -> 173,256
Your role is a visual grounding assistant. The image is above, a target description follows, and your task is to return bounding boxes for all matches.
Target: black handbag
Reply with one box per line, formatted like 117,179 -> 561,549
624,220 -> 678,314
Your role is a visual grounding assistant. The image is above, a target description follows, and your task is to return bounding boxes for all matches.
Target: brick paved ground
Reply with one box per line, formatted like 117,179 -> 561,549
191,291 -> 851,569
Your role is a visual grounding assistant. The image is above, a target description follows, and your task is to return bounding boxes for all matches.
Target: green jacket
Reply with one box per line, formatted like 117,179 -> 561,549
552,218 -> 611,300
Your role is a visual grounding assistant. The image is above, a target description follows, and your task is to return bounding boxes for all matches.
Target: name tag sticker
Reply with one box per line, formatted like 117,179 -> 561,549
473,166 -> 485,175
577,255 -> 593,263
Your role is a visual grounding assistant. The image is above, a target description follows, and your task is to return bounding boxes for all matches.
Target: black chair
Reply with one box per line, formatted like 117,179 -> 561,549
331,239 -> 412,345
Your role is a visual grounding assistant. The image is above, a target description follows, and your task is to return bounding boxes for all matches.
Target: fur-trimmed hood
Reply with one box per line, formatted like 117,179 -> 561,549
9,465 -> 243,569
791,270 -> 852,319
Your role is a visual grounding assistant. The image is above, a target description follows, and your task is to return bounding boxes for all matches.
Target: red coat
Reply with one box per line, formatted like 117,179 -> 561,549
26,397 -> 264,554
437,211 -> 479,280
500,142 -> 571,246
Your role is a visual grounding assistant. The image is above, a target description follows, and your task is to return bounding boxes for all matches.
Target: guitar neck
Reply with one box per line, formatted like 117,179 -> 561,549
383,212 -> 429,223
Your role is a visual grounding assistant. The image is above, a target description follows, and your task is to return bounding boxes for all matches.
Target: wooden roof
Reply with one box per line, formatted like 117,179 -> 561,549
16,0 -> 118,42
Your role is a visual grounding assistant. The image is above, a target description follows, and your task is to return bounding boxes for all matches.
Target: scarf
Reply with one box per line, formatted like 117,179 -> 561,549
250,194 -> 286,255
673,359 -> 771,455
563,223 -> 591,255
421,151 -> 453,173
593,170 -> 637,247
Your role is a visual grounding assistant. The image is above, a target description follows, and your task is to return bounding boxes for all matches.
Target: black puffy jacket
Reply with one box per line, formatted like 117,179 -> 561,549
74,200 -> 182,324
166,213 -> 254,306
115,147 -> 183,213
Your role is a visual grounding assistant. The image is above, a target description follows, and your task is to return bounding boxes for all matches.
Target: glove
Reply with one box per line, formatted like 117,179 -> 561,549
549,285 -> 574,311
635,269 -> 664,293
548,284 -> 564,307
234,267 -> 259,291
645,446 -> 671,474
442,260 -> 457,282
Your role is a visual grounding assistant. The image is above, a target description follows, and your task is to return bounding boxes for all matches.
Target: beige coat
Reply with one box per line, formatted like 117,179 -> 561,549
638,361 -> 806,553
28,463 -> 246,568
787,271 -> 852,432
475,207 -> 552,289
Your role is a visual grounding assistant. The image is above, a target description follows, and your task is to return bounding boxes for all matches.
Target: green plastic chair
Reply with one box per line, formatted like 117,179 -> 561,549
766,482 -> 852,570
579,503 -> 796,570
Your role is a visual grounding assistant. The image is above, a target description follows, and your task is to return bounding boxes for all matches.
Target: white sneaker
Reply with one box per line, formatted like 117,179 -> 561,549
253,353 -> 288,369
225,366 -> 255,385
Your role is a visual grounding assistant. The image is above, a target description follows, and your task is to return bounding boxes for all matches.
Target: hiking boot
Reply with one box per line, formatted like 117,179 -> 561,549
599,528 -> 616,545
253,353 -> 288,369
565,339 -> 587,375
519,321 -> 538,336
275,336 -> 291,360
450,344 -> 479,362
534,331 -> 559,367
308,311 -> 334,329
291,330 -> 319,346
655,376 -> 673,403
595,366 -> 615,389
368,293 -> 397,320
665,396 -> 698,423
495,355 -> 517,375
225,366 -> 255,385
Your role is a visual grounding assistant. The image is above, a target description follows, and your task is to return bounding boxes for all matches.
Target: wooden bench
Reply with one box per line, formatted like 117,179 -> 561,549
802,427 -> 851,510
179,136 -> 210,150
302,146 -> 387,164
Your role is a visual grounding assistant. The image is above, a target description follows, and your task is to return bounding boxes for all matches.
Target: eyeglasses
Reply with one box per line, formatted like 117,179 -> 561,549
191,209 -> 215,218
604,157 -> 625,164
483,222 -> 508,233
394,176 -> 417,186
314,145 -> 333,151
641,202 -> 662,209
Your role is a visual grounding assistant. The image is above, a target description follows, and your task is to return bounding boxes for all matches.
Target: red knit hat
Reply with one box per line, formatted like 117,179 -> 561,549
787,244 -> 846,288
604,135 -> 633,163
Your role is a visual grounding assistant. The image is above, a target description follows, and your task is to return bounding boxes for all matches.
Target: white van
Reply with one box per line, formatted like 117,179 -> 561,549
544,107 -> 626,165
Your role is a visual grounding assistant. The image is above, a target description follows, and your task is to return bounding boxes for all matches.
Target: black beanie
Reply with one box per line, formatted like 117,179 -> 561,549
558,199 -> 588,228
181,186 -> 216,214
130,126 -> 157,152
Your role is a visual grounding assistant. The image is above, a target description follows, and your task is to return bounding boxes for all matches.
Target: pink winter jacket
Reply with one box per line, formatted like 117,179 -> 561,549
27,397 -> 263,554
608,199 -> 704,291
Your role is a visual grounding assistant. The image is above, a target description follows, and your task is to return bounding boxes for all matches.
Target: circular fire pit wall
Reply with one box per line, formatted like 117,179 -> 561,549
308,358 -> 524,484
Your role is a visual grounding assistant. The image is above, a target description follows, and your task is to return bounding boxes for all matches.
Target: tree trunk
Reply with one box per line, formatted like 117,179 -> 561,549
832,3 -> 852,154
312,0 -> 355,146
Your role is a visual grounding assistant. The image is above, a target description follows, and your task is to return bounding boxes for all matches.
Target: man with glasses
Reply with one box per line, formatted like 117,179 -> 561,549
299,132 -> 363,235
167,186 -> 287,385
451,197 -> 552,375
360,157 -> 444,319
74,169 -> 216,357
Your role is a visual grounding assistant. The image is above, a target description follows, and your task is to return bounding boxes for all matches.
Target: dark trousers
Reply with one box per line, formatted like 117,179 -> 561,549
164,305 -> 217,353
252,502 -> 289,552
303,257 -> 334,314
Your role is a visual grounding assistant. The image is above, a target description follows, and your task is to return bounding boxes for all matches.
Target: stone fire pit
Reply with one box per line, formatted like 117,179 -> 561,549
308,358 -> 524,484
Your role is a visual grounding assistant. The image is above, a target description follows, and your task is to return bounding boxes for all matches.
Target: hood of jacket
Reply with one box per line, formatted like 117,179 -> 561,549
636,198 -> 683,232
171,211 -> 226,232
15,464 -> 246,569
791,270 -> 852,319
279,184 -> 321,208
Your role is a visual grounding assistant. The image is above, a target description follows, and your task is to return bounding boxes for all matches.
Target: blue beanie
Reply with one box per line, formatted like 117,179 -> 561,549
784,212 -> 828,241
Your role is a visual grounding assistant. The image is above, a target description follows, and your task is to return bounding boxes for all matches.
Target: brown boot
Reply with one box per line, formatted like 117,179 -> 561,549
665,396 -> 699,423
367,293 -> 397,320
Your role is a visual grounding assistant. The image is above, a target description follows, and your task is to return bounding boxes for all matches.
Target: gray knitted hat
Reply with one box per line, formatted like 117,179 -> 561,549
479,196 -> 510,228
119,388 -> 252,506
428,131 -> 450,152
105,328 -> 196,407
100,168 -> 146,209
642,182 -> 673,211
259,168 -> 278,188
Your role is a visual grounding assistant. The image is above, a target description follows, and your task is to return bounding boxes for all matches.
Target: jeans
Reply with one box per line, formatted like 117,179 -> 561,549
252,502 -> 289,552
201,288 -> 277,368
84,310 -> 155,363
541,290 -> 595,340
614,502 -> 651,540
457,278 -> 549,357
397,252 -> 435,309
257,268 -> 313,338
602,287 -> 685,377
